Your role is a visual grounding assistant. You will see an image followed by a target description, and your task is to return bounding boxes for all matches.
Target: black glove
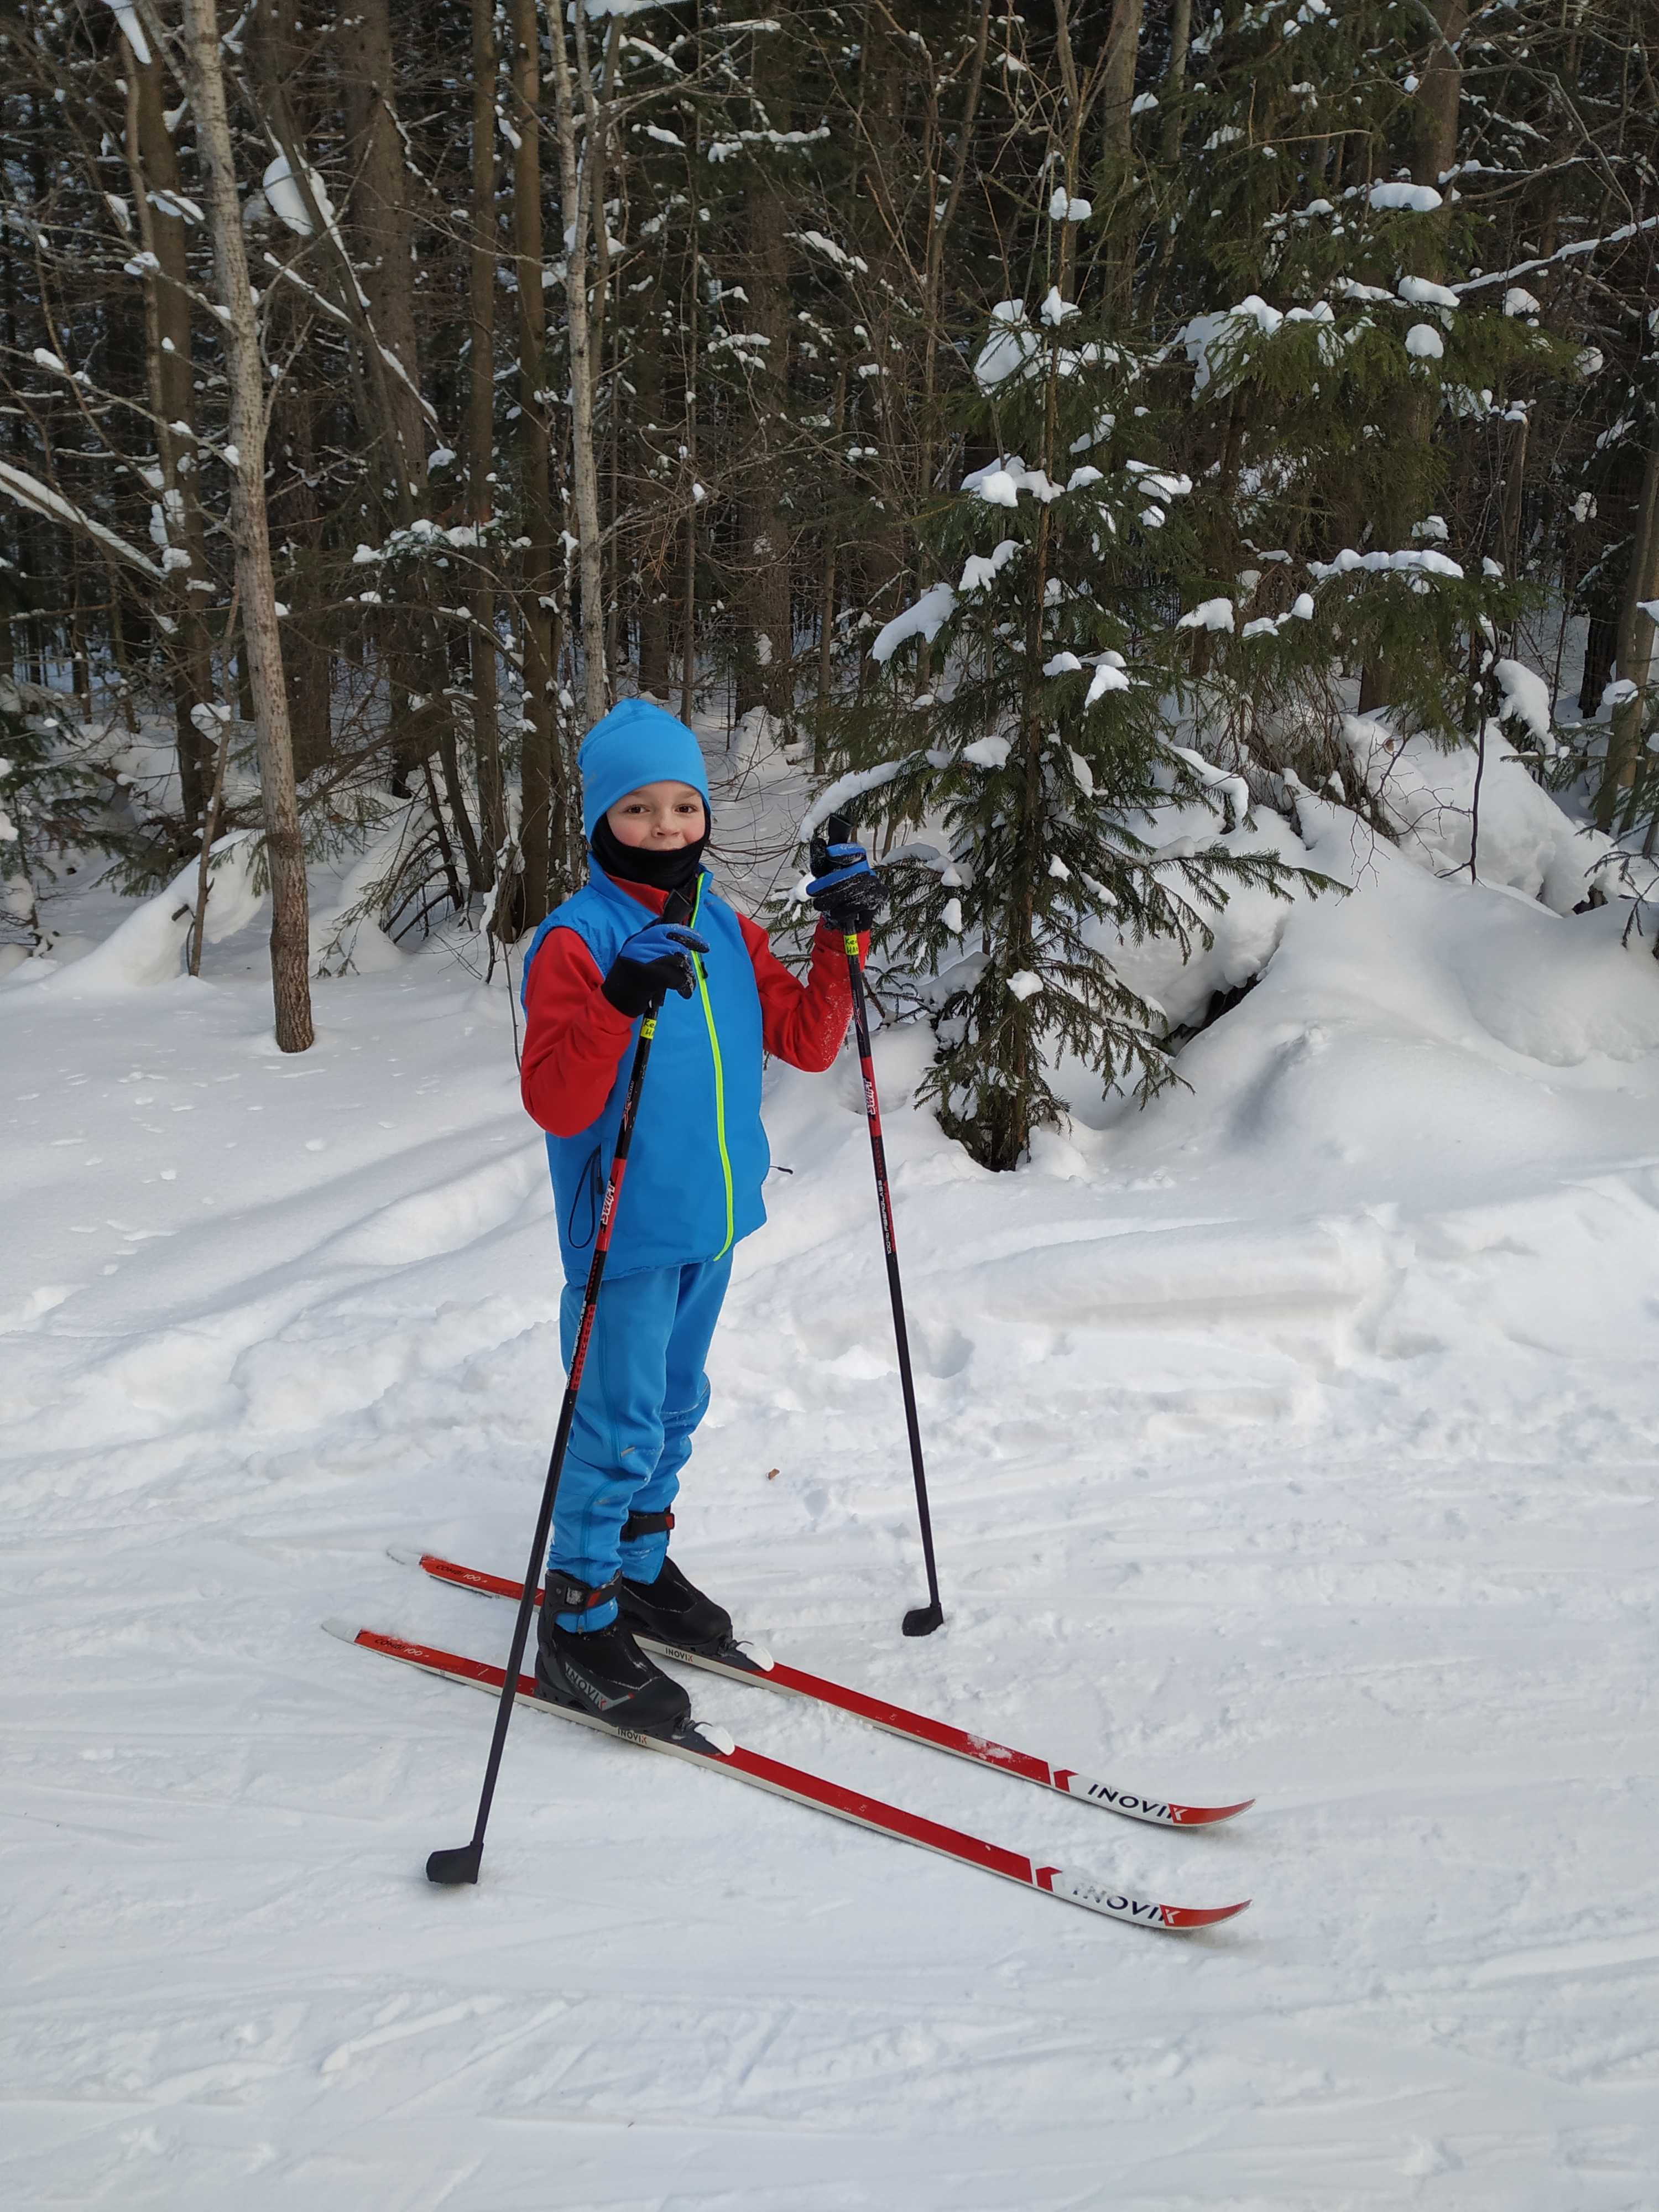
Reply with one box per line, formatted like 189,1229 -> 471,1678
808,820 -> 888,933
600,919 -> 709,1018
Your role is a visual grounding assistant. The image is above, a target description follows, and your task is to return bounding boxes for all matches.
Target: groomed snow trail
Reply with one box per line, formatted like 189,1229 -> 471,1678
3,801 -> 1657,2209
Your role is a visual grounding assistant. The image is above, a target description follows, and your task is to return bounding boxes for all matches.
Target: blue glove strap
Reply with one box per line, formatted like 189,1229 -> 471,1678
620,921 -> 710,961
808,845 -> 873,898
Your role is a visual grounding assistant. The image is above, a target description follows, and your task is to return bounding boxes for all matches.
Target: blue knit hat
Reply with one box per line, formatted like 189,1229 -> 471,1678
578,699 -> 711,841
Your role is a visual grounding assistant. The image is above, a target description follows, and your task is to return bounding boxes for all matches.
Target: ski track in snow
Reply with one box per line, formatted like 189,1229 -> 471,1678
3,749 -> 1658,2209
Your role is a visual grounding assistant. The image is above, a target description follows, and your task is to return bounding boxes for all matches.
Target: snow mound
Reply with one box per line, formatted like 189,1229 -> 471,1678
1447,897 -> 1659,1065
1095,807 -> 1310,1034
1245,800 -> 1659,1079
54,832 -> 264,989
1339,715 -> 1608,912
308,808 -> 415,975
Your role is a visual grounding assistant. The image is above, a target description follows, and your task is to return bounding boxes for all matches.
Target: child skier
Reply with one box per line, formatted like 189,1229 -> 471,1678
519,698 -> 885,1739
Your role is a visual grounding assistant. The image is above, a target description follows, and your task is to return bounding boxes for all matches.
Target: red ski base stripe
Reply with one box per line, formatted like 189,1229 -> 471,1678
411,1551 -> 1254,1828
345,1625 -> 1249,1933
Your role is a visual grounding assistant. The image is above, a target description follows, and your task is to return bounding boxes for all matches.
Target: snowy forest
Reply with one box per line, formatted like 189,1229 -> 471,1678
4,0 -> 1659,2205
4,0 -> 1658,1089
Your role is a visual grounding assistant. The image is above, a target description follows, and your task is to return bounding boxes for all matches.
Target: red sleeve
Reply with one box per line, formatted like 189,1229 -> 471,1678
520,926 -> 640,1138
739,914 -> 867,1073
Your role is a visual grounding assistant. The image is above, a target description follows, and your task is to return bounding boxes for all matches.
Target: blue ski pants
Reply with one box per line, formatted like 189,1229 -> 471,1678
547,1254 -> 733,1630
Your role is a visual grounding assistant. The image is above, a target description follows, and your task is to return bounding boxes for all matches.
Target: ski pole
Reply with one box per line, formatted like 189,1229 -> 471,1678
827,812 -> 945,1638
427,891 -> 692,1887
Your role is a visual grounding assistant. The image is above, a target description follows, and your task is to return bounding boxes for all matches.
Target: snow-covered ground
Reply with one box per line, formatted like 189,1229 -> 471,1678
4,731 -> 1658,2209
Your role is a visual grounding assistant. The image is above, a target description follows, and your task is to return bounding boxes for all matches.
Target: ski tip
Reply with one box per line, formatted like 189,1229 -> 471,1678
1161,1899 -> 1251,1930
321,1616 -> 367,1645
1172,1798 -> 1256,1825
387,1542 -> 427,1568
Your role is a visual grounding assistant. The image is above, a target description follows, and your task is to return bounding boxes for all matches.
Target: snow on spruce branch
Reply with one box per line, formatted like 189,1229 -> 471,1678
972,302 -> 1103,394
0,462 -> 165,580
799,761 -> 908,843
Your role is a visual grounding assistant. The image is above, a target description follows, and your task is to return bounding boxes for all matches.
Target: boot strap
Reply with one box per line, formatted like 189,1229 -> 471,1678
543,1569 -> 622,1614
621,1509 -> 675,1542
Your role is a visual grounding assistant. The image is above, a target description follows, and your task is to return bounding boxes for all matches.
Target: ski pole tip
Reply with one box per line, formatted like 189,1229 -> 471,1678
901,1600 -> 944,1638
426,1841 -> 482,1887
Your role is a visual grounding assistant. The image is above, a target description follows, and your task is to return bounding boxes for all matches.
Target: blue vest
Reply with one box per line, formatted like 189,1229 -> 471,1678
523,868 -> 770,1280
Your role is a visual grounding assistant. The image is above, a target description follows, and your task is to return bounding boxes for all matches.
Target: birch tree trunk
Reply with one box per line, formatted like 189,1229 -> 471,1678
734,171 -> 793,722
468,0 -> 505,889
851,11 -> 911,641
180,0 -> 314,1052
507,0 -> 557,921
547,4 -> 611,730
634,305 -> 673,700
123,46 -> 212,831
679,105 -> 702,727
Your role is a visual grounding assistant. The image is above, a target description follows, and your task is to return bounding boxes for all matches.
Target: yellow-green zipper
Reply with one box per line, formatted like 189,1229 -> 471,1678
691,876 -> 736,1259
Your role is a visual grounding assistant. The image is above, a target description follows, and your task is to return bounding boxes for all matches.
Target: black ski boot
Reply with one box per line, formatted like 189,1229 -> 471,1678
535,1570 -> 691,1739
617,1515 -> 734,1656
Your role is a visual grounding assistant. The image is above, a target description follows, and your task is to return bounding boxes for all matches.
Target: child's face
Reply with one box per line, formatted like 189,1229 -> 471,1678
606,781 -> 706,849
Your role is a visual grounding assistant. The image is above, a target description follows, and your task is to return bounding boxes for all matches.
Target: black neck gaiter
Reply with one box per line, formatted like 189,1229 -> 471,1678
590,812 -> 710,893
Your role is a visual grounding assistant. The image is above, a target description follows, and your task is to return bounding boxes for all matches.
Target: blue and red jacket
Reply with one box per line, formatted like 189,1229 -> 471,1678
521,868 -> 859,1279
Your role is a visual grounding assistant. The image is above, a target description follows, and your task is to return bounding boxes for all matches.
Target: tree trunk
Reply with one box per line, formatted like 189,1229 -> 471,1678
468,0 -> 505,894
1407,0 -> 1471,293
180,0 -> 314,1052
123,46 -> 212,832
1411,0 -> 1472,197
1597,419 -> 1659,828
1357,0 -> 1469,714
635,305 -> 672,700
508,0 -> 558,921
1579,612 -> 1619,718
680,138 -> 701,728
734,172 -> 794,722
547,4 -> 612,731
850,8 -> 911,650
338,0 -> 472,831
920,0 -> 990,525
339,0 -> 426,498
254,20 -> 334,791
1161,0 -> 1192,158
1100,0 -> 1147,309
266,382 -> 332,781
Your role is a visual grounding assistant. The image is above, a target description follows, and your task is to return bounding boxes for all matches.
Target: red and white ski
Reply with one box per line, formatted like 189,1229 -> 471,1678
326,1620 -> 1249,1934
394,1547 -> 1253,1831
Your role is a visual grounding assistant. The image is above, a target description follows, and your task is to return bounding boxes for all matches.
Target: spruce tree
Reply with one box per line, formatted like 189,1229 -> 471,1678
814,295 -> 1301,1172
